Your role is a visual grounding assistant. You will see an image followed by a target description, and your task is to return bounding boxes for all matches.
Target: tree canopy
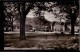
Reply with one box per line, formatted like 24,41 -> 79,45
3,1 -> 79,39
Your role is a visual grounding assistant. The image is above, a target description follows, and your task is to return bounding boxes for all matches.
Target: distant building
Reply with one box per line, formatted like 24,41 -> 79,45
53,22 -> 65,33
13,16 -> 79,33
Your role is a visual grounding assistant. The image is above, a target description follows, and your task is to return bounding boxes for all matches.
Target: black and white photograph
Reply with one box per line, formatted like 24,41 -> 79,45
1,0 -> 79,51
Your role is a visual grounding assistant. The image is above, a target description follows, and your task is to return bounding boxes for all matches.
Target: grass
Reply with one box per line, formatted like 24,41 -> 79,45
4,33 -> 79,50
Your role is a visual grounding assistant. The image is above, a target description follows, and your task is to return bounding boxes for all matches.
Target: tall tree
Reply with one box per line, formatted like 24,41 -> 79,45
57,0 -> 79,35
70,6 -> 78,35
19,2 -> 33,40
4,2 -> 19,31
19,2 -> 26,40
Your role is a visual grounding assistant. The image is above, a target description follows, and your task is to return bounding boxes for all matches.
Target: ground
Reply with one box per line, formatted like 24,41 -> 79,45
4,32 -> 79,50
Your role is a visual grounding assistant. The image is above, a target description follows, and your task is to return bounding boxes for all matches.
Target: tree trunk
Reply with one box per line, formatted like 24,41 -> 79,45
71,12 -> 76,35
20,16 -> 26,40
19,2 -> 32,40
20,2 -> 26,40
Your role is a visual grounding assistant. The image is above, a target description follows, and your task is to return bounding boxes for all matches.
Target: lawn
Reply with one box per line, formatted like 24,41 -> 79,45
4,32 -> 79,50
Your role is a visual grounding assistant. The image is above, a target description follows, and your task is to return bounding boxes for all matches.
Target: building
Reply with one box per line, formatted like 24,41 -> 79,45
53,22 -> 65,33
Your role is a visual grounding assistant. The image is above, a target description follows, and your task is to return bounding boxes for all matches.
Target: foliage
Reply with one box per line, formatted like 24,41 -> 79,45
3,2 -> 19,31
3,1 -> 79,34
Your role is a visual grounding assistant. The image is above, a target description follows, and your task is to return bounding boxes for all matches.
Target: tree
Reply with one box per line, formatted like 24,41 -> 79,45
4,2 -> 19,31
34,2 -> 61,32
57,0 -> 79,35
19,2 -> 34,40
3,1 -> 79,40
65,1 -> 79,35
70,6 -> 78,35
20,2 -> 73,33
